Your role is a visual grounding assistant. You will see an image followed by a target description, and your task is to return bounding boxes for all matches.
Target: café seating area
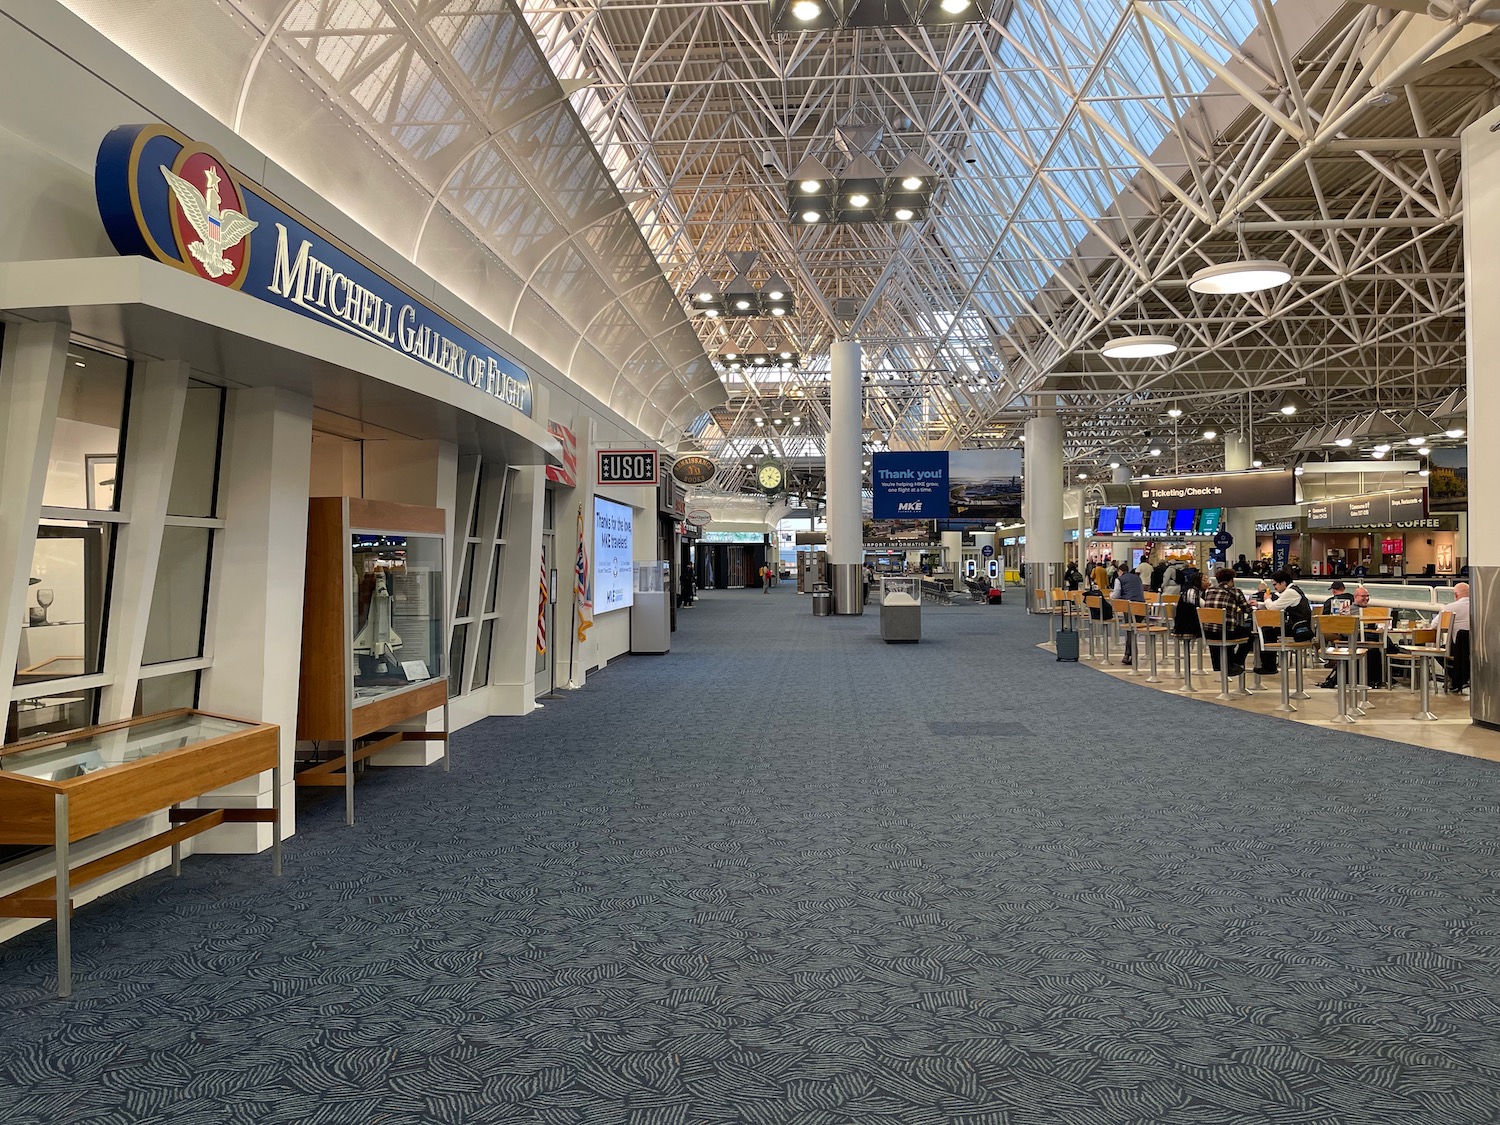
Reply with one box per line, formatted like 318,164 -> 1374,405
1041,586 -> 1496,763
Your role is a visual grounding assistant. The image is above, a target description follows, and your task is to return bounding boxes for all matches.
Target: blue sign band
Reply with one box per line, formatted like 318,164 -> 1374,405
96,124 -> 532,418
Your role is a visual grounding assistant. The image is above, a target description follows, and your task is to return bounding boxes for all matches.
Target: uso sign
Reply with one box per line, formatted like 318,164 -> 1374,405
598,450 -> 658,486
95,124 -> 532,418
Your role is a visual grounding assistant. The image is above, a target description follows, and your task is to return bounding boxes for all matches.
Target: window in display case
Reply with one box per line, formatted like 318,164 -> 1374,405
349,531 -> 445,702
297,498 -> 451,824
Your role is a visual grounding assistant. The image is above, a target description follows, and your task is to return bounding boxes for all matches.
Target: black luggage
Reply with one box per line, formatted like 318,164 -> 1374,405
1055,628 -> 1079,662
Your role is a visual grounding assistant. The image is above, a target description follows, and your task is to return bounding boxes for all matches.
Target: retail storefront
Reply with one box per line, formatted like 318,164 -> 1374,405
1304,491 -> 1464,579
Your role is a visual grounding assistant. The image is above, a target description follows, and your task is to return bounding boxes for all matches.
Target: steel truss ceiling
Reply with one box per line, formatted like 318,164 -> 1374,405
517,0 -> 1500,492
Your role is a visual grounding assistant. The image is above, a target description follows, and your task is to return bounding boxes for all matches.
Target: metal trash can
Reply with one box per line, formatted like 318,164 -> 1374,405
812,583 -> 833,616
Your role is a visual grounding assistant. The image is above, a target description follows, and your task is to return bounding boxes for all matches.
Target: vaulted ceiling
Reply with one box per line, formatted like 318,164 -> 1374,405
518,0 -> 1499,493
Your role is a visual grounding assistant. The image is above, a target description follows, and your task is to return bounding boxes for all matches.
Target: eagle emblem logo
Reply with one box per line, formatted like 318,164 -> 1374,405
160,163 -> 257,280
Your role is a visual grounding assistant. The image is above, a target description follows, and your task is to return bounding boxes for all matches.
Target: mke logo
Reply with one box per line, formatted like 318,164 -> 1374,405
898,502 -> 923,511
161,160 -> 257,282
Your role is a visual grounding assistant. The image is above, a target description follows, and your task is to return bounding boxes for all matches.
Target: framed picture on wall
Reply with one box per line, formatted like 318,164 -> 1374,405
1437,543 -> 1454,571
85,455 -> 116,511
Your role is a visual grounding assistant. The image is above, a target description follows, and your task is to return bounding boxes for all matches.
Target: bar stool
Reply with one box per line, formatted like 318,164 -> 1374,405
1132,600 -> 1168,683
1170,599 -> 1201,693
1388,626 -> 1442,719
1254,608 -> 1297,714
1112,598 -> 1137,674
1316,614 -> 1361,724
1356,606 -> 1392,709
1198,606 -> 1246,701
1083,594 -> 1105,662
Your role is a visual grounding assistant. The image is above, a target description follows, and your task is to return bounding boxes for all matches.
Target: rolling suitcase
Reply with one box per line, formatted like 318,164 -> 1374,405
1056,594 -> 1080,661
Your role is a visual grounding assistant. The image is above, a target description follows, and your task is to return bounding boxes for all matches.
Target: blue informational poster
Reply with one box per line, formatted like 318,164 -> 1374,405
593,496 -> 635,611
872,452 -> 950,518
1198,508 -> 1222,535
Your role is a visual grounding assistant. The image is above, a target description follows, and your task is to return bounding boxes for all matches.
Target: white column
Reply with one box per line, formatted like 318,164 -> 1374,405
0,319 -> 69,688
97,360 -> 191,722
1025,407 -> 1063,599
1463,110 -> 1500,719
197,386 -> 313,848
940,530 -> 962,577
1224,429 -> 1253,568
827,340 -> 863,612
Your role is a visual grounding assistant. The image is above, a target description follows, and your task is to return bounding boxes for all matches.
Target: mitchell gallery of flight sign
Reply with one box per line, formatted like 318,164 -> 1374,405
94,124 -> 532,417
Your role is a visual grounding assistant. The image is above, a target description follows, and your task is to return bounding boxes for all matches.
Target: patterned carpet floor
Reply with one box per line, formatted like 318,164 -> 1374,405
3,587 -> 1500,1124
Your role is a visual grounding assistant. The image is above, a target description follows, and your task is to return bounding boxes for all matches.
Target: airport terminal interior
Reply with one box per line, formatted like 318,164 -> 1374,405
2,0 -> 1500,1120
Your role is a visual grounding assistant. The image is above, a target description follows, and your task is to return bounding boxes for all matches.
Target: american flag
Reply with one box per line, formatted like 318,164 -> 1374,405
536,554 -> 548,655
575,503 -> 593,642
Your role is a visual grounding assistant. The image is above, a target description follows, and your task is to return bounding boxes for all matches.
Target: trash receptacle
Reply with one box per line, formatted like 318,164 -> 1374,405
812,583 -> 832,616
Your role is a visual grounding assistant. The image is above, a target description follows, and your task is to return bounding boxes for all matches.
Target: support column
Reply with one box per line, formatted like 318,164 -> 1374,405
1025,404 -> 1063,607
1224,430 -> 1253,569
827,340 -> 863,614
0,320 -> 69,690
1463,111 -> 1500,723
197,387 -> 312,847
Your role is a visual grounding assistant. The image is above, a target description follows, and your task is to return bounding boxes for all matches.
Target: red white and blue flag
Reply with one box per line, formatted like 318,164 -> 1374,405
575,504 -> 593,643
536,554 -> 548,655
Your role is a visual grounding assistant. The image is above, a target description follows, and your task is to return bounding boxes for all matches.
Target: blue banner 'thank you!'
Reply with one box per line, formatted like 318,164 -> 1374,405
872,452 -> 950,519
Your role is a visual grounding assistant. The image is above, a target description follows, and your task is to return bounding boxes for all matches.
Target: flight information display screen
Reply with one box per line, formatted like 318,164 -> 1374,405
1171,508 -> 1198,534
1147,508 -> 1170,535
1095,507 -> 1119,535
1121,505 -> 1143,534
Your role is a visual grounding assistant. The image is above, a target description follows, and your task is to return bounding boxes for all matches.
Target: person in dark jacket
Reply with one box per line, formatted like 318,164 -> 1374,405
1112,564 -> 1145,664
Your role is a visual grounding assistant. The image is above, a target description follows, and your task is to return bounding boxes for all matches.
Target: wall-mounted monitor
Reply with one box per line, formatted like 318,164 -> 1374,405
1094,507 -> 1119,535
1198,507 -> 1222,535
1121,505 -> 1143,535
593,496 -> 635,612
1146,508 -> 1170,535
1170,508 -> 1197,535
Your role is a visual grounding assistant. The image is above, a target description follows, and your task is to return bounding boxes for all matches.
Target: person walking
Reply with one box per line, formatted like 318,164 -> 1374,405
759,563 -> 770,592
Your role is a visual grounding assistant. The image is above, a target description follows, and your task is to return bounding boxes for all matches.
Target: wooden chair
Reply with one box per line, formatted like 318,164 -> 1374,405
1197,606 -> 1246,700
1316,614 -> 1362,723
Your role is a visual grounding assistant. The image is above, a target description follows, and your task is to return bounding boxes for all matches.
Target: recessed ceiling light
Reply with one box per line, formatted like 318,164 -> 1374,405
766,288 -> 785,300
1188,259 -> 1292,295
723,351 -> 738,360
1101,334 -> 1178,359
1418,445 -> 1432,455
900,176 -> 923,190
735,298 -> 752,310
770,307 -> 786,316
799,179 -> 822,193
705,309 -> 719,318
848,193 -> 871,208
940,0 -> 971,11
1446,427 -> 1465,438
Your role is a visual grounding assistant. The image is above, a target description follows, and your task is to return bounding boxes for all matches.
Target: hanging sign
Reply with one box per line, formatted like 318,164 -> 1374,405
597,449 -> 658,486
95,124 -> 532,417
1305,488 -> 1427,529
872,451 -> 950,518
686,508 -> 713,527
1138,470 -> 1295,508
671,455 -> 716,485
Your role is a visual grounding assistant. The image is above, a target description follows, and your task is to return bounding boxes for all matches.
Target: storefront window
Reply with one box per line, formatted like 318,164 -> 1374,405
15,520 -> 114,684
470,619 -> 493,692
43,349 -> 129,511
5,688 -> 98,747
448,623 -> 468,697
142,526 -> 214,664
166,384 -> 224,517
134,671 -> 199,715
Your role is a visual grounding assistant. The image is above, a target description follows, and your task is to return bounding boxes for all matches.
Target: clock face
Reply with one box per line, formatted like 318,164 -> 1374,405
757,462 -> 783,491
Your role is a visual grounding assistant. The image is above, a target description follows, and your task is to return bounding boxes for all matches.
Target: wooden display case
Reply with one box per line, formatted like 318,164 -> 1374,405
0,708 -> 282,996
297,498 -> 450,825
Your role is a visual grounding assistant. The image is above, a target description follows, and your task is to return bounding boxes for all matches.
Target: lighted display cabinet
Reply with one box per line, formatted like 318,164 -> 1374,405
297,498 -> 450,824
0,708 -> 282,997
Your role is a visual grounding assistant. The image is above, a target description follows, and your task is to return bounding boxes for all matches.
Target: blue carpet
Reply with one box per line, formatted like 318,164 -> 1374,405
3,587 -> 1500,1123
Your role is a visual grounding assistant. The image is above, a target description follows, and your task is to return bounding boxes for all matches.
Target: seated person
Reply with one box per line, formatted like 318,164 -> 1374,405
1321,580 -> 1353,614
1448,581 -> 1471,693
1257,570 -> 1313,674
1201,567 -> 1254,675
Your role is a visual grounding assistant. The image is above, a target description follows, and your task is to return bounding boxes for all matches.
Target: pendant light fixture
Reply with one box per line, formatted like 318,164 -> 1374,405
1101,334 -> 1178,359
1188,259 -> 1292,295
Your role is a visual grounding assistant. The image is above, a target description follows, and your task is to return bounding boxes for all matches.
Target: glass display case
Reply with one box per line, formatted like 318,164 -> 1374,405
0,708 -> 282,997
350,532 -> 445,702
298,499 -> 451,825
